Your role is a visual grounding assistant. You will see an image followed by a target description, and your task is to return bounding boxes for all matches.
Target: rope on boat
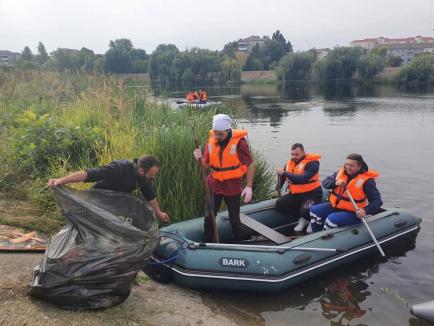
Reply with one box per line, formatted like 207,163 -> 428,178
148,230 -> 189,265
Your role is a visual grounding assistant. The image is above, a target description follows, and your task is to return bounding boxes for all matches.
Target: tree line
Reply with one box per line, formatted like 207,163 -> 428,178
12,30 -> 294,86
13,31 -> 434,87
275,46 -> 434,87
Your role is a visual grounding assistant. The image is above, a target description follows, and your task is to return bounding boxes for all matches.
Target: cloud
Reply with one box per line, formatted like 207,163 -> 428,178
1,0 -> 433,53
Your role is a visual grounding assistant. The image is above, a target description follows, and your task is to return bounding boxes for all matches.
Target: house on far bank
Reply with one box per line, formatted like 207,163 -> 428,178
238,36 -> 268,53
314,48 -> 330,59
387,43 -> 434,64
350,35 -> 434,64
0,50 -> 20,65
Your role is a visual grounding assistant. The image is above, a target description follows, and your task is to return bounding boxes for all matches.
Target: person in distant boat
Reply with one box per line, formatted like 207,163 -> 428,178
193,114 -> 255,243
199,90 -> 208,104
275,143 -> 323,233
187,92 -> 195,103
47,155 -> 170,224
309,153 -> 382,231
193,90 -> 199,101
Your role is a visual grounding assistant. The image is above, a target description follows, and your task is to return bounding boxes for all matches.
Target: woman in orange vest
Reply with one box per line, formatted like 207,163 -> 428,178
275,143 -> 323,233
309,153 -> 383,232
193,114 -> 255,243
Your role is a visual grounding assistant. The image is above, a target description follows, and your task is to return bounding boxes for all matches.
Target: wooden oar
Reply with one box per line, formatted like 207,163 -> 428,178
192,120 -> 220,243
344,188 -> 386,257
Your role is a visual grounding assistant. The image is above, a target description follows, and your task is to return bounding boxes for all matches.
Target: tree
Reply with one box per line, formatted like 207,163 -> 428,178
370,46 -> 387,58
104,38 -> 135,74
78,47 -> 96,72
244,44 -> 264,71
387,55 -> 403,67
51,48 -> 81,72
314,47 -> 364,80
243,30 -> 293,71
131,48 -> 149,73
260,30 -> 293,69
94,56 -> 105,73
396,54 -> 434,84
275,51 -> 316,87
221,58 -> 241,82
37,42 -> 49,64
221,41 -> 239,58
21,46 -> 33,61
357,53 -> 385,79
148,44 -> 180,86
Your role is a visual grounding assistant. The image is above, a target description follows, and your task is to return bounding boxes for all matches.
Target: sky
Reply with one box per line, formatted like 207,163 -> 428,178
1,0 -> 434,54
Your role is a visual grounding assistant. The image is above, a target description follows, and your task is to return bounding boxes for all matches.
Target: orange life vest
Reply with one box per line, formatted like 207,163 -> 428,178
187,93 -> 194,102
329,167 -> 379,212
200,91 -> 207,101
193,91 -> 199,99
285,154 -> 321,194
208,129 -> 248,181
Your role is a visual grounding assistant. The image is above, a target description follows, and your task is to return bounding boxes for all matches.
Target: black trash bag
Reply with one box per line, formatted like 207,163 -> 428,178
29,186 -> 159,310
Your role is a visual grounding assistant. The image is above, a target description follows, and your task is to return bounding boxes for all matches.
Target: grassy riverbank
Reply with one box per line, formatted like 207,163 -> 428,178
0,69 -> 274,234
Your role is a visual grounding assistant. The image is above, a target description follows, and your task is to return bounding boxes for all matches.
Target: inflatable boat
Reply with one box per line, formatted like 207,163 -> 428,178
411,300 -> 434,323
146,199 -> 421,293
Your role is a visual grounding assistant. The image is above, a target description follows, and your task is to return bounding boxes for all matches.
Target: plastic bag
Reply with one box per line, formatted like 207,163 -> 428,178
29,186 -> 159,310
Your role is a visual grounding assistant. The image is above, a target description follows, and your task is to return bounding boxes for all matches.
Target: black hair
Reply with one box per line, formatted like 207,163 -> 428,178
346,153 -> 364,165
291,143 -> 304,151
138,155 -> 160,172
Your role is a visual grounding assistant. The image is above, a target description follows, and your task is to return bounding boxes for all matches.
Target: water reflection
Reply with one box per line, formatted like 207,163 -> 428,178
204,231 -> 418,325
321,101 -> 359,118
154,81 -> 434,325
321,278 -> 369,321
280,82 -> 313,102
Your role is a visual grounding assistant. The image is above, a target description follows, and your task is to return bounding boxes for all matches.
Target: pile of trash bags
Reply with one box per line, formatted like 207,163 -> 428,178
29,186 -> 159,309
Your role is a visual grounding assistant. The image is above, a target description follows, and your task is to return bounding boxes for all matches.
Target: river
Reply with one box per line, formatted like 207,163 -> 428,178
159,82 -> 434,326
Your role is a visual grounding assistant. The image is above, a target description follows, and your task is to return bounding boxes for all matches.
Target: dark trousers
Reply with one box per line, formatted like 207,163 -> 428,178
276,190 -> 322,221
203,193 -> 241,243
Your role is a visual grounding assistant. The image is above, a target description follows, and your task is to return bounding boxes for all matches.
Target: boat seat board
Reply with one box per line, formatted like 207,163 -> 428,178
239,213 -> 292,244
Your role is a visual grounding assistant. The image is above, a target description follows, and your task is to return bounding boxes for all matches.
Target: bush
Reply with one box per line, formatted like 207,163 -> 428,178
396,54 -> 434,85
357,54 -> 385,79
314,47 -> 364,80
275,52 -> 316,87
1,70 -> 275,227
387,55 -> 403,67
11,110 -> 106,176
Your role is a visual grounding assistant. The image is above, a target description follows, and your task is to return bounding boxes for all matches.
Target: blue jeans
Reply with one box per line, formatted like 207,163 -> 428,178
309,202 -> 361,232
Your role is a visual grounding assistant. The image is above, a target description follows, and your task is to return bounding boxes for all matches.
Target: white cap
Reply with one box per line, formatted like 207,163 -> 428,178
212,114 -> 232,131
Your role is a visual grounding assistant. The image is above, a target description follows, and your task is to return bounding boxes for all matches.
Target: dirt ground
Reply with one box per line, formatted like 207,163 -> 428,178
0,252 -> 242,326
0,195 -> 248,326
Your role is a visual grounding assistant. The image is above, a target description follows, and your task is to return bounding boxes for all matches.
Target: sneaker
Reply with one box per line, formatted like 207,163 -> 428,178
306,223 -> 313,234
294,218 -> 309,232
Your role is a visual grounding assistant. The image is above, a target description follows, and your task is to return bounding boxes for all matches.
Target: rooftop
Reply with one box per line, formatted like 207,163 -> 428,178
238,36 -> 266,43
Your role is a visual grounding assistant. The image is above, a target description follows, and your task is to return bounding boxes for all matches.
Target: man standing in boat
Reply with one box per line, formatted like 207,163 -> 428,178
275,143 -> 323,233
309,153 -> 382,231
47,155 -> 170,224
193,114 -> 255,243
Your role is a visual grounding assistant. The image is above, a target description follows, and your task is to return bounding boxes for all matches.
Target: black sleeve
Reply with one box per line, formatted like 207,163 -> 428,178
85,161 -> 121,183
322,171 -> 338,189
363,179 -> 383,215
140,180 -> 156,201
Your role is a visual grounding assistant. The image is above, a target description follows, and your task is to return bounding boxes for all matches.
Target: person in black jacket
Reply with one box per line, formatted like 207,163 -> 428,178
47,155 -> 170,224
309,153 -> 382,232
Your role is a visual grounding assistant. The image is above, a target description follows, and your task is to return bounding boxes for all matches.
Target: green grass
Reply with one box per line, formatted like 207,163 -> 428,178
0,69 -> 274,231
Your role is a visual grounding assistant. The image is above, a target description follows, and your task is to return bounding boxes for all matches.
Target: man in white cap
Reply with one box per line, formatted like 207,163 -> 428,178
194,114 -> 254,242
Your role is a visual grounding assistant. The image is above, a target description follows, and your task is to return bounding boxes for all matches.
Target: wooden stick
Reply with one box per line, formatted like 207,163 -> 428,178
192,121 -> 220,243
